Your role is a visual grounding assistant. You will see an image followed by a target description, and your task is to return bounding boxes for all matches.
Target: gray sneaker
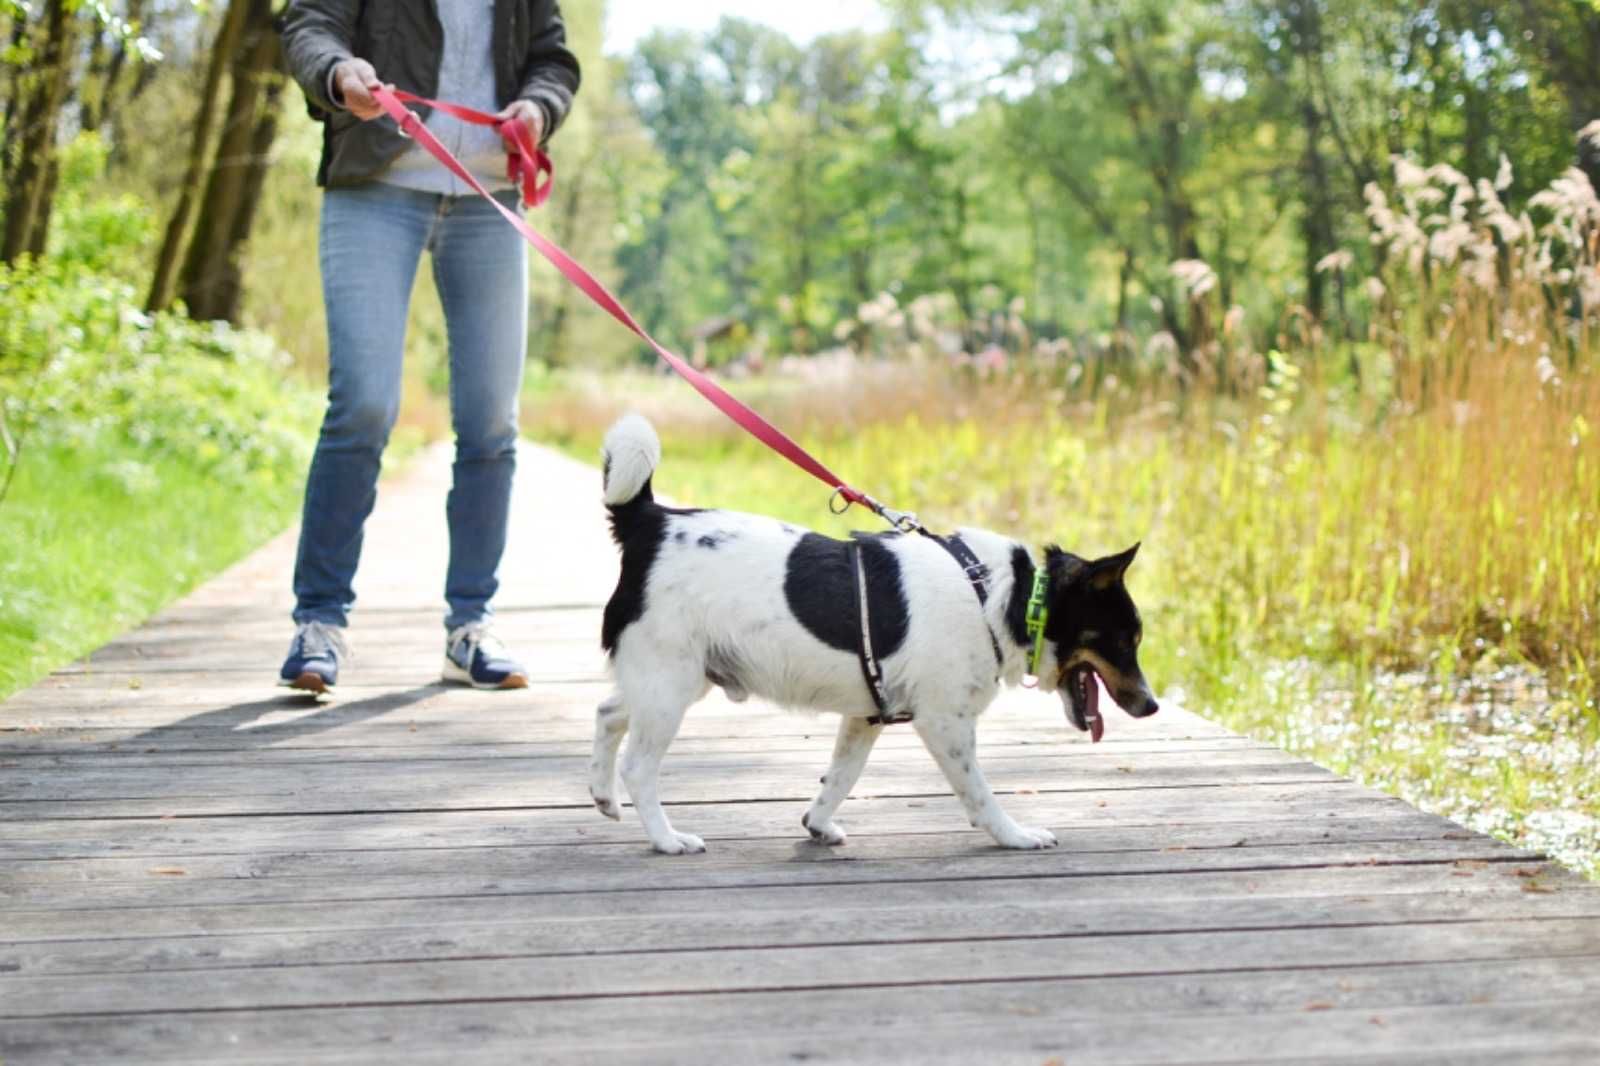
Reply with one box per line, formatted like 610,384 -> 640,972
443,622 -> 529,690
278,621 -> 349,694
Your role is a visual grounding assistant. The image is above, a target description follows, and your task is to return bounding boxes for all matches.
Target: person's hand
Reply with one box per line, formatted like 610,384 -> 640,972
332,58 -> 385,120
496,99 -> 545,148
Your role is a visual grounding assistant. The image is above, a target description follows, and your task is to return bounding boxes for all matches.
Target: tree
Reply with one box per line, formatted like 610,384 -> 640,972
146,0 -> 252,312
1,0 -> 80,264
176,0 -> 286,323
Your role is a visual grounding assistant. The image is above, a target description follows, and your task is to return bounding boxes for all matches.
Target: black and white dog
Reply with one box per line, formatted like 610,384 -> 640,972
591,415 -> 1159,854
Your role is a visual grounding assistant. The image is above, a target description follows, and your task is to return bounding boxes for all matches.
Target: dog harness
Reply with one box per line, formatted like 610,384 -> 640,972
855,533 -> 1006,726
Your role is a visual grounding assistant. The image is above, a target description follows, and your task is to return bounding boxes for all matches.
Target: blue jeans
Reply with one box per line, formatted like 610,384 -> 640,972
292,183 -> 528,630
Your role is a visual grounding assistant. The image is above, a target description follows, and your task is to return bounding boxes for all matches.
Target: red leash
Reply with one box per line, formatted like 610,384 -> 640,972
374,87 -> 912,528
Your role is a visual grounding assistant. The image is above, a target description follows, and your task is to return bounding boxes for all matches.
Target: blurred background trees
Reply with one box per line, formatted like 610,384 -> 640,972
1,0 -> 1597,360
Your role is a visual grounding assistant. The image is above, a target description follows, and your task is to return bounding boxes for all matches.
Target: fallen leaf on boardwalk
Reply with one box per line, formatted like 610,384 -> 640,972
1512,867 -> 1544,878
1096,801 -> 1108,807
147,867 -> 187,876
1302,1002 -> 1335,1012
1015,787 -> 1038,795
1369,1016 -> 1385,1027
1521,880 -> 1556,894
1451,870 -> 1476,877
128,678 -> 143,690
408,722 -> 418,732
1041,1059 -> 1065,1066
1116,766 -> 1133,773
1453,859 -> 1489,870
1162,846 -> 1189,852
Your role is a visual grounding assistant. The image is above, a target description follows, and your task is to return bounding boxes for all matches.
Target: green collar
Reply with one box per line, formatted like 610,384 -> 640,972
1024,564 -> 1050,678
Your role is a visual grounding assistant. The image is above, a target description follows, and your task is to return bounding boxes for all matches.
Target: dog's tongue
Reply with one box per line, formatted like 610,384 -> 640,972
1085,677 -> 1104,743
1068,665 -> 1105,743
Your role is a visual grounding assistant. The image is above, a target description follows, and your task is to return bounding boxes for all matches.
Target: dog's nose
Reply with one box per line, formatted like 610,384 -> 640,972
1141,696 -> 1160,716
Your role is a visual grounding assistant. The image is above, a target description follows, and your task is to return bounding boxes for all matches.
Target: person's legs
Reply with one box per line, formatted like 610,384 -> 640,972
430,190 -> 529,631
291,184 -> 436,628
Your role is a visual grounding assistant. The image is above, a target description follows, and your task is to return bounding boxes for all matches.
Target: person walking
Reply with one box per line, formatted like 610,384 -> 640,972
275,1 -> 580,693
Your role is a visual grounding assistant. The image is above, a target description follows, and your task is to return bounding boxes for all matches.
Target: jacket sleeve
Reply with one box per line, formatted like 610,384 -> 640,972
276,0 -> 360,118
517,1 -> 582,144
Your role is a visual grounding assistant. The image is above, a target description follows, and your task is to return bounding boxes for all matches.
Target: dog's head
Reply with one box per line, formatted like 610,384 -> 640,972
1039,542 -> 1158,740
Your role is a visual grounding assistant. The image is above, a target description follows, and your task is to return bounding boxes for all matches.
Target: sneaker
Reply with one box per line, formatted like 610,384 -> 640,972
443,622 -> 529,690
278,620 -> 349,693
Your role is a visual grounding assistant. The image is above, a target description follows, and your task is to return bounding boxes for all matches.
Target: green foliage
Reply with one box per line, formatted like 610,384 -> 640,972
0,151 -> 320,697
0,255 -> 316,492
602,2 -> 1598,362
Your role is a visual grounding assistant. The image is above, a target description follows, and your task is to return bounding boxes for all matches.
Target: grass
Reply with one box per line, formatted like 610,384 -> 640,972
0,443 -> 306,697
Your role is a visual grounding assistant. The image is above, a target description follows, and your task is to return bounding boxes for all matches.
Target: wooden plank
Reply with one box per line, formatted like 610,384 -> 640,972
1,855 -> 1570,944
3,961 -> 1598,1064
0,736 -> 1267,768
0,772 -> 1346,822
2,859 -> 1569,942
0,745 -> 1322,802
9,880 -> 1600,979
0,784 -> 1434,860
0,809 -> 1469,872
3,919 -> 1599,1018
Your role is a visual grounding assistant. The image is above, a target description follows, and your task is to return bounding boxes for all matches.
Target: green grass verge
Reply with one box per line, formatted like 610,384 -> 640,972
0,444 -> 305,697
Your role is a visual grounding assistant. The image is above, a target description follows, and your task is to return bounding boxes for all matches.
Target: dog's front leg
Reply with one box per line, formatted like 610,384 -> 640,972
802,716 -> 883,846
912,713 -> 1058,850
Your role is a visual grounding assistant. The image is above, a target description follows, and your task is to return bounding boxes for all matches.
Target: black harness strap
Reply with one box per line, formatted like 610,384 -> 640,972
851,532 -> 1005,728
848,541 -> 910,726
931,533 -> 1006,669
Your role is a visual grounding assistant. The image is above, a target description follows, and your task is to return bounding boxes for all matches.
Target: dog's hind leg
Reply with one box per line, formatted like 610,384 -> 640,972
589,691 -> 628,821
913,711 -> 1057,850
801,716 -> 883,846
618,663 -> 706,855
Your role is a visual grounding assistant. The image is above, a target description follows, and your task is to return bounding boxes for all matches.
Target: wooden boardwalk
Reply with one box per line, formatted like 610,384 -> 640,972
3,442 -> 1599,1064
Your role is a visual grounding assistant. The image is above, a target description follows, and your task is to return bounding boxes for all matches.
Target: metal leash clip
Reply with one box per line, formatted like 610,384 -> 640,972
878,505 -> 924,534
828,488 -> 924,535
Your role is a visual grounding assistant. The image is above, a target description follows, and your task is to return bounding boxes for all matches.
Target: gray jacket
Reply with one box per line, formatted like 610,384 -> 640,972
277,0 -> 581,188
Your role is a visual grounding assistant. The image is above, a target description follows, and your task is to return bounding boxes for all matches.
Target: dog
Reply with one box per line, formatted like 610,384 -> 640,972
589,415 -> 1159,854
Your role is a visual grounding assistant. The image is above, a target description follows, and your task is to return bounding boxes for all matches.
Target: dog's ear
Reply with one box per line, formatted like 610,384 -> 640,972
1044,544 -> 1092,591
1088,542 -> 1140,591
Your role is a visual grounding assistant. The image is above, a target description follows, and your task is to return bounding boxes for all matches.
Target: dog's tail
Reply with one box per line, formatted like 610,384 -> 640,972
601,414 -> 660,509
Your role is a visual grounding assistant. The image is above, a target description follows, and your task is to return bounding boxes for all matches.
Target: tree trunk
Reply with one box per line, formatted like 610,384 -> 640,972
1,0 -> 80,265
177,2 -> 285,323
24,157 -> 62,258
146,0 -> 252,312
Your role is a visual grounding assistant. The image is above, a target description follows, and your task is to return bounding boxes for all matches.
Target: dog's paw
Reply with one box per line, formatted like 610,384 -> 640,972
997,825 -> 1058,850
590,790 -> 621,821
802,812 -> 848,846
652,830 -> 706,855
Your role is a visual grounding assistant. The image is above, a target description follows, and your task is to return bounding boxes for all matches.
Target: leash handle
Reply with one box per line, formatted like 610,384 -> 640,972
372,86 -> 884,516
388,89 -> 553,208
